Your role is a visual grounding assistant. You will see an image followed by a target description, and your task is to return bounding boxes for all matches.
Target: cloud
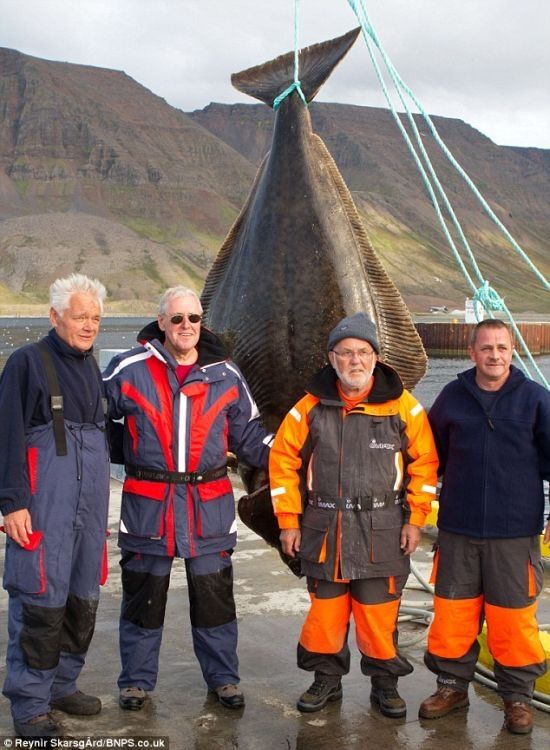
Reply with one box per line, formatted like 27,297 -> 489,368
2,0 -> 549,147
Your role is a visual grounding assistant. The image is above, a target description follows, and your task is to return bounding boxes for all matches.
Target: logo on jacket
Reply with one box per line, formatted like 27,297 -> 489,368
369,438 -> 395,450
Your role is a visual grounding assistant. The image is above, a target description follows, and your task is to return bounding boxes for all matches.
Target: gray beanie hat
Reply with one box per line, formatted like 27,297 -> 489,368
327,312 -> 380,353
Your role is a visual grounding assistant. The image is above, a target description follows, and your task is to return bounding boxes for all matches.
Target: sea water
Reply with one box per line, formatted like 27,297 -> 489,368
0,317 -> 549,409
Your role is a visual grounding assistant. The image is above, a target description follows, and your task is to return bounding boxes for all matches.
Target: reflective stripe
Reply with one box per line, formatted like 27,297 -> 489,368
290,407 -> 302,422
410,403 -> 423,417
263,433 -> 274,446
271,487 -> 286,497
178,392 -> 187,471
422,484 -> 437,495
103,349 -> 153,381
225,362 -> 260,420
393,452 -> 402,491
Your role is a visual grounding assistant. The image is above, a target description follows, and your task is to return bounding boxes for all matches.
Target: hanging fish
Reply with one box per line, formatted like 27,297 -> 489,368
201,29 -> 427,572
202,27 -> 427,435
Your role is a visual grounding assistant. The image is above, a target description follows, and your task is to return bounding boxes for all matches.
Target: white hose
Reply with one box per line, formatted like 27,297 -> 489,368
475,663 -> 550,713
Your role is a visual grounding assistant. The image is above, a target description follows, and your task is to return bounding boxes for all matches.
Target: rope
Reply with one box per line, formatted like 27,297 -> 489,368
273,0 -> 308,110
346,0 -> 549,387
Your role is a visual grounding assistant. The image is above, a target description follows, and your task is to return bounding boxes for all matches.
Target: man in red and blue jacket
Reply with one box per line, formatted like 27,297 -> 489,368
103,286 -> 272,711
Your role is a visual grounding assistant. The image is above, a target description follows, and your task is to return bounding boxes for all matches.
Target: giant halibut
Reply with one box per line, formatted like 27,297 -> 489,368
202,27 -> 427,435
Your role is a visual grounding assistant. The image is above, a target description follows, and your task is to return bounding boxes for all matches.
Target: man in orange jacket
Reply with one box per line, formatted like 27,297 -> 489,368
269,312 -> 438,716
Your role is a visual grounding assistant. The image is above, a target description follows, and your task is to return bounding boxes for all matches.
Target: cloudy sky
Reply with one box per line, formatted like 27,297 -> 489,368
2,0 -> 549,148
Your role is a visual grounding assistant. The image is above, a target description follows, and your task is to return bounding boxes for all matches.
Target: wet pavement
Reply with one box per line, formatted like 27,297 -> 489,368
1,476 -> 549,749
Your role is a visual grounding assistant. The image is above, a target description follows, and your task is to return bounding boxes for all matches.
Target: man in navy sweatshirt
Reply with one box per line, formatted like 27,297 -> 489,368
419,319 -> 550,735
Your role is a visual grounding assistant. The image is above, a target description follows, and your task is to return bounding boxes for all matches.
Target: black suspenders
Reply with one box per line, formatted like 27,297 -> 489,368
36,339 -> 108,457
37,339 -> 67,456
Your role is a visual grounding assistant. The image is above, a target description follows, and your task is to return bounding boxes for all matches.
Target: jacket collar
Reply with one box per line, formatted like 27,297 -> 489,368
307,360 -> 404,404
47,328 -> 94,360
136,320 -> 229,368
458,364 -> 525,401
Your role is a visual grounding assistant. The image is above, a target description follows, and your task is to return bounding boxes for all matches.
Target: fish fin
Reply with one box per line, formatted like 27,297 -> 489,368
201,154 -> 269,314
231,27 -> 360,107
312,134 -> 428,389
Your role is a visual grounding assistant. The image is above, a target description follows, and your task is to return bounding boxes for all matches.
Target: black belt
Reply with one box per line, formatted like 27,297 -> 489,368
307,492 -> 401,511
125,464 -> 227,485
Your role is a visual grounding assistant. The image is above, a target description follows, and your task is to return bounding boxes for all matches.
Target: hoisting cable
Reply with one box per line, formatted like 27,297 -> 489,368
345,0 -> 549,388
273,0 -> 308,110
271,0 -> 550,706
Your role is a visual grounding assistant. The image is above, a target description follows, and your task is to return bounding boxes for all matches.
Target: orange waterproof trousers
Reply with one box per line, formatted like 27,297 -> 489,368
298,575 -> 413,680
425,530 -> 546,701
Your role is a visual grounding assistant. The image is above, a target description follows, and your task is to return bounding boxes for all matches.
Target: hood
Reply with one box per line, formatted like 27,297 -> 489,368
136,320 -> 229,367
307,360 -> 404,404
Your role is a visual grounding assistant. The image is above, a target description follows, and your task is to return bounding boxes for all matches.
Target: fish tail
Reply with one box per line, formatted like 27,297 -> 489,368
231,27 -> 360,107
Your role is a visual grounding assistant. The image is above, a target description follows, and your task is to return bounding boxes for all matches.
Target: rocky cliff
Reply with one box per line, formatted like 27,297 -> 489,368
0,48 -> 256,308
1,48 -> 548,312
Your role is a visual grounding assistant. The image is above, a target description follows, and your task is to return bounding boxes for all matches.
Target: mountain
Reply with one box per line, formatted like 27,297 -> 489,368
0,48 -> 548,313
0,48 -> 256,311
190,103 -> 550,313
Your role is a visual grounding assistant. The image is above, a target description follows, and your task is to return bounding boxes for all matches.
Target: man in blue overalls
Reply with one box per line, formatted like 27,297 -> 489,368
0,273 -> 110,738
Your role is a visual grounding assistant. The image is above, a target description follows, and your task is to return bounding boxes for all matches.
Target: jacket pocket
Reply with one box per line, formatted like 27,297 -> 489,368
370,506 -> 404,563
528,546 -> 543,598
3,536 -> 46,595
196,480 -> 235,539
299,507 -> 331,563
121,480 -> 167,538
429,545 -> 439,585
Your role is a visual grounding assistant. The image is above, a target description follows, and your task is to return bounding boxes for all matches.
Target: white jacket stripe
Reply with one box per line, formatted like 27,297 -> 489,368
178,392 -> 188,471
103,349 -> 153,381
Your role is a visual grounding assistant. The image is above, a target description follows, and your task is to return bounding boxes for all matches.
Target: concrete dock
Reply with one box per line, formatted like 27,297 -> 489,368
1,477 -> 549,749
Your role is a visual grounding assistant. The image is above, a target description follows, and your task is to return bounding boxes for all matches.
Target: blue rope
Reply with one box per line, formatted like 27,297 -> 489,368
273,0 -> 308,110
346,0 -> 549,388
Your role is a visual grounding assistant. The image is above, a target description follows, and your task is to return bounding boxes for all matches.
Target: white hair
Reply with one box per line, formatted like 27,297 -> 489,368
49,273 -> 107,315
158,286 -> 203,315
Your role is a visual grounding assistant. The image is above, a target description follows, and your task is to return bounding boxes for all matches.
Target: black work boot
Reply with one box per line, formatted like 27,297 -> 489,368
297,673 -> 343,713
370,677 -> 406,718
210,684 -> 245,709
51,689 -> 102,715
119,686 -> 147,711
14,713 -> 61,738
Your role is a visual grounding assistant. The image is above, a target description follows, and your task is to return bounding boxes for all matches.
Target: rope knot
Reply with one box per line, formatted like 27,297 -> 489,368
473,281 -> 505,312
273,81 -> 307,110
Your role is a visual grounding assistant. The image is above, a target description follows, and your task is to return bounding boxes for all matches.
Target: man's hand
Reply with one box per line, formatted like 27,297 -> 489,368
3,509 -> 33,547
400,523 -> 421,555
544,519 -> 550,545
280,528 -> 301,558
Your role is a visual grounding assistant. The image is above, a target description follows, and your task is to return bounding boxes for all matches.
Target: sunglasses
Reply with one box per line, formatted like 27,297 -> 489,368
169,313 -> 202,325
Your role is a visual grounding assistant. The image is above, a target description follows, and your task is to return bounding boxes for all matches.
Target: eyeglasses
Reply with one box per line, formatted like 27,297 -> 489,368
331,348 -> 375,360
169,313 -> 202,325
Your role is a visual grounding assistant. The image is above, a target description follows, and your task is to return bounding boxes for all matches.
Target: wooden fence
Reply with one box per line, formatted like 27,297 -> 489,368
415,322 -> 550,357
